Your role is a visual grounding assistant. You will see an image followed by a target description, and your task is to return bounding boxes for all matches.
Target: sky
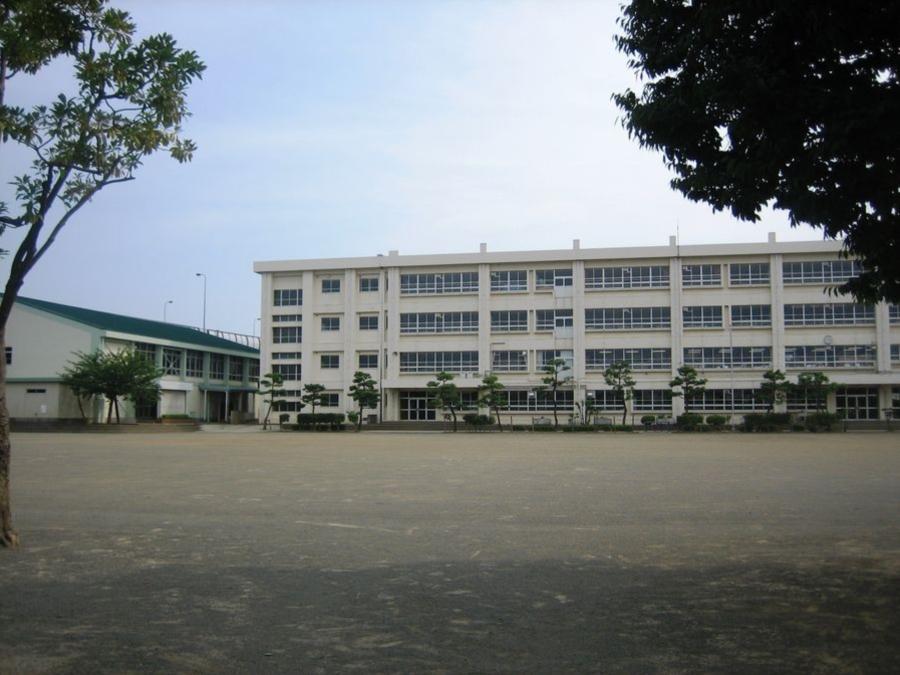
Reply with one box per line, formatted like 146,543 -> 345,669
1,0 -> 820,335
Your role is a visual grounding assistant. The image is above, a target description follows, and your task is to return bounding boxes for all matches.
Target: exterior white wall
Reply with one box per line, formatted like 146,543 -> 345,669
256,239 -> 900,423
7,303 -> 258,423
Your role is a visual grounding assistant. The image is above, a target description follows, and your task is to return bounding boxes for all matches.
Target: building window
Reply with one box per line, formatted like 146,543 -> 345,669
272,314 -> 301,323
271,352 -> 301,360
321,393 -> 340,408
322,278 -> 341,293
320,354 -> 340,369
161,348 -> 183,376
491,310 -> 528,332
249,361 -> 260,382
535,268 -> 573,289
505,389 -> 574,412
4,347 -> 10,365
585,265 -> 669,289
491,350 -> 528,372
632,389 -> 672,412
591,389 -> 625,411
209,354 -> 225,380
889,305 -> 899,324
272,363 -> 300,381
783,260 -> 862,285
785,345 -> 876,369
535,309 -> 573,331
892,344 -> 900,364
358,353 -> 378,369
273,400 -> 304,413
682,264 -> 721,287
783,303 -> 875,326
359,277 -> 379,292
585,348 -> 671,371
684,346 -> 772,369
696,389 -> 766,411
135,342 -> 156,364
273,326 -> 301,343
730,304 -> 771,328
683,305 -> 723,328
584,307 -> 670,330
786,390 -> 827,412
187,349 -> 208,379
359,314 -> 379,331
400,272 -> 478,295
400,312 -> 478,334
229,357 -> 243,381
537,349 -> 573,371
321,316 -> 340,332
729,262 -> 769,286
490,270 -> 528,292
398,351 -> 478,373
274,289 -> 302,306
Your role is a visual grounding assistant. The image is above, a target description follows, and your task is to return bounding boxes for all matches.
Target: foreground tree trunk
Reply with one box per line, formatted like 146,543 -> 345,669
0,326 -> 20,548
493,406 -> 502,431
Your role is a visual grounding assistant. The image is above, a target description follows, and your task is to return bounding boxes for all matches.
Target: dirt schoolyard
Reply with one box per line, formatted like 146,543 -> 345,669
1,431 -> 898,673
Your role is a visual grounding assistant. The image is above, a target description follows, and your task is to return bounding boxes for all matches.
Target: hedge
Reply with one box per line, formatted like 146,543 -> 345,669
296,413 -> 346,431
741,413 -> 792,432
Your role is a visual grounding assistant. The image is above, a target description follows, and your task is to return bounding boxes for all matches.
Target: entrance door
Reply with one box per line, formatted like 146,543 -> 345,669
400,391 -> 435,421
836,387 -> 879,420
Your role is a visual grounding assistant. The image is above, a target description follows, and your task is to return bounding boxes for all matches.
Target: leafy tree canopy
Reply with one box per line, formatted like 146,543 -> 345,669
426,371 -> 461,431
348,371 -> 380,431
59,348 -> 161,423
669,365 -> 707,413
478,373 -> 507,430
603,360 -> 636,424
615,1 -> 900,302
258,372 -> 287,429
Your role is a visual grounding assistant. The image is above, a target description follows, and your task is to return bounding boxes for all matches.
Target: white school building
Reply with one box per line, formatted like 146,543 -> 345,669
254,235 -> 900,425
5,296 -> 260,424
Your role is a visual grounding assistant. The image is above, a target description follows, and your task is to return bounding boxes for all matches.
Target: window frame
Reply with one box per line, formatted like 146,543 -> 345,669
321,278 -> 341,294
682,264 -> 722,287
320,354 -> 340,369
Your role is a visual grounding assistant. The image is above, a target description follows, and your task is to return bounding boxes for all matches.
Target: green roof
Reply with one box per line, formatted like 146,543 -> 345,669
14,296 -> 258,355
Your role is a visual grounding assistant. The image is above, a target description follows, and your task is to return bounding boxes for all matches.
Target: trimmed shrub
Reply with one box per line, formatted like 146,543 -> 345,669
463,413 -> 495,428
804,411 -> 840,432
296,413 -> 346,431
742,413 -> 792,432
705,415 -> 728,430
640,415 -> 656,428
676,413 -> 703,431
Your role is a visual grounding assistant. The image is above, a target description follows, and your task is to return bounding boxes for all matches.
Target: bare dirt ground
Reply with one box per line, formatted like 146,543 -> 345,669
1,431 -> 898,673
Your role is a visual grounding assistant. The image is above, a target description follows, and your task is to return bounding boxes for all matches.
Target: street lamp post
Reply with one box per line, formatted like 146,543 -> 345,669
195,273 -> 207,331
163,300 -> 173,322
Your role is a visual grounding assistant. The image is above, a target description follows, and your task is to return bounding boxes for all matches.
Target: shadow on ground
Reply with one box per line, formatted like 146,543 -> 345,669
2,553 -> 897,673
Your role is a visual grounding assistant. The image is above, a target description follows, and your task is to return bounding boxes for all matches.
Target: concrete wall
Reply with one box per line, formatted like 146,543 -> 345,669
256,238 -> 900,423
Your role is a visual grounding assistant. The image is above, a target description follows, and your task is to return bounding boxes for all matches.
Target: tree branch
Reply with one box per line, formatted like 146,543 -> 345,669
30,174 -> 133,267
